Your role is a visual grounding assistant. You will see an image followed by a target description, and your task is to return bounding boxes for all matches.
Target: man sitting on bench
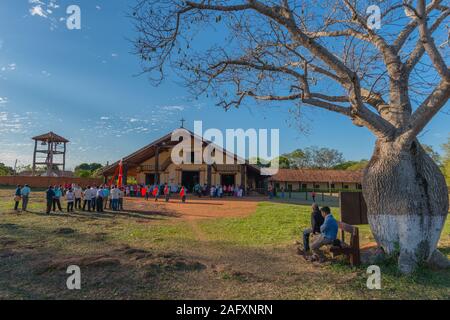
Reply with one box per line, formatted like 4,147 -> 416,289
310,206 -> 338,262
298,203 -> 324,255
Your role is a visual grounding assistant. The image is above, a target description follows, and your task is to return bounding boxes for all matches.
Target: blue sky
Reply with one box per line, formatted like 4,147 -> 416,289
0,0 -> 448,170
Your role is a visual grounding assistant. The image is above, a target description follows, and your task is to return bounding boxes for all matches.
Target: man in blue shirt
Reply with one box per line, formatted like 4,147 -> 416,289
53,185 -> 63,212
46,186 -> 55,214
310,206 -> 338,261
21,184 -> 31,211
13,185 -> 22,211
102,186 -> 110,210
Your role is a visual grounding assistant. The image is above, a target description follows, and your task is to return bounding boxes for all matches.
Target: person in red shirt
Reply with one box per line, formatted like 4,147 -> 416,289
152,185 -> 159,202
141,186 -> 147,197
180,186 -> 186,203
164,183 -> 170,202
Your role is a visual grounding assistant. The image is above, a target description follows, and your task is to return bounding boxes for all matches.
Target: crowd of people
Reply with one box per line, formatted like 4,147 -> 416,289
117,183 -> 246,199
12,183 -> 339,262
192,183 -> 246,198
11,182 -> 219,213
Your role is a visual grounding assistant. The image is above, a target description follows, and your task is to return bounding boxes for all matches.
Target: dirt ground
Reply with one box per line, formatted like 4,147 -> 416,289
123,196 -> 262,220
1,189 -> 449,299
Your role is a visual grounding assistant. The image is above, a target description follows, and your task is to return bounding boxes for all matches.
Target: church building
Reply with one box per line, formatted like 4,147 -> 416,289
101,127 -> 363,193
101,129 -> 265,192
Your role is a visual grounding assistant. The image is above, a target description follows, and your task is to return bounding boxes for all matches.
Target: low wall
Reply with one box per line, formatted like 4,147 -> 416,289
0,176 -> 103,188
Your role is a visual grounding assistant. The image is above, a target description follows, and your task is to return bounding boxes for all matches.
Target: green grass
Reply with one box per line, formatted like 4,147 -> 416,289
199,202 -> 375,246
1,190 -> 449,299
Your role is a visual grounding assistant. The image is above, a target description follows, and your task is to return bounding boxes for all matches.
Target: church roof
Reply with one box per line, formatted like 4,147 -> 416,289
32,131 -> 69,143
101,129 -> 260,175
268,168 -> 363,183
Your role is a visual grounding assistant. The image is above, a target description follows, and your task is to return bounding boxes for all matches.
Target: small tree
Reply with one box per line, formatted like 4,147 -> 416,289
131,0 -> 449,273
443,135 -> 450,185
74,163 -> 103,178
334,160 -> 368,170
0,163 -> 14,176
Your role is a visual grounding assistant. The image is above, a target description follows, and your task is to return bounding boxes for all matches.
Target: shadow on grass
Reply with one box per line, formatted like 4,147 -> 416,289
18,208 -> 178,221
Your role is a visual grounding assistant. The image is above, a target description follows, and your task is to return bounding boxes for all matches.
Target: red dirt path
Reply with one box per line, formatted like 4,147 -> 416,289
123,196 -> 264,220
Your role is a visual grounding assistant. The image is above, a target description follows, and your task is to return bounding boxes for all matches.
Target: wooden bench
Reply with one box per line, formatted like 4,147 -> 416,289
329,221 -> 361,266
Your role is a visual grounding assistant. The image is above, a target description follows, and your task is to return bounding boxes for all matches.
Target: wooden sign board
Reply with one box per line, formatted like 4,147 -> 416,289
339,192 -> 368,225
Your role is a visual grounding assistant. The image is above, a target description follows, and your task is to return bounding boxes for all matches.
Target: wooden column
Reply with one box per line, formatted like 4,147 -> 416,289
240,165 -> 244,186
154,145 -> 160,184
32,140 -> 37,176
123,163 -> 128,186
47,140 -> 53,176
63,142 -> 66,172
207,164 -> 212,187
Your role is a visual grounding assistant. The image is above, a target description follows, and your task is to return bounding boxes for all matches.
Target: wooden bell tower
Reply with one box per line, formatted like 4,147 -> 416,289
32,132 -> 69,176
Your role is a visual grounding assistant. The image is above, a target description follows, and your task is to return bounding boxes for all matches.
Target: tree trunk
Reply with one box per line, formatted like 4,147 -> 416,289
363,139 -> 449,273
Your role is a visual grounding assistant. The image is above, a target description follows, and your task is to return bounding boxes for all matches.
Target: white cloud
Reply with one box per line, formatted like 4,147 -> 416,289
0,97 -> 8,104
111,53 -> 119,58
161,105 -> 185,111
96,5 -> 101,10
41,70 -> 51,77
28,1 -> 63,30
29,5 -> 48,18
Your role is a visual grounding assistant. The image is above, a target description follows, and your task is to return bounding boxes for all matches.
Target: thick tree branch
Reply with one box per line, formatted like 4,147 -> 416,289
400,79 -> 450,144
417,0 -> 450,80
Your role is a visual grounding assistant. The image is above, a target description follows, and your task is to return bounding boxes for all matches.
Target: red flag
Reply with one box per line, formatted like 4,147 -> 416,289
117,160 -> 123,187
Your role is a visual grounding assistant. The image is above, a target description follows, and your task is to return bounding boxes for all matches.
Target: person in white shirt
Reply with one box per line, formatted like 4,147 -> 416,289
82,186 -> 92,211
73,185 -> 82,210
118,188 -> 124,211
91,186 -> 98,211
66,188 -> 75,212
96,187 -> 104,213
110,186 -> 120,211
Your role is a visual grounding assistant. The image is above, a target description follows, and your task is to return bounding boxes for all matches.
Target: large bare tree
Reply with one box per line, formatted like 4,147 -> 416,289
131,0 -> 450,273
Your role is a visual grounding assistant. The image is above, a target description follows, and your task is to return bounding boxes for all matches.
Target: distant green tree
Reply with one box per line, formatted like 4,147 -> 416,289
270,156 -> 291,169
249,157 -> 271,168
442,135 -> 450,186
282,147 -> 344,169
282,149 -> 309,168
0,163 -> 14,176
346,160 -> 369,170
75,169 -> 93,178
333,161 -> 360,170
74,163 -> 103,178
75,163 -> 103,172
334,160 -> 368,170
423,144 -> 442,167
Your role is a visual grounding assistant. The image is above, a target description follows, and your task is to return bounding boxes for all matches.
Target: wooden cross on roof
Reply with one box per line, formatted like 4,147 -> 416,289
180,118 -> 186,128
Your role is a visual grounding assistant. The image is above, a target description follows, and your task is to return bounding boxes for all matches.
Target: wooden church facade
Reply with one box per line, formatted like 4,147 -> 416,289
101,130 -> 264,191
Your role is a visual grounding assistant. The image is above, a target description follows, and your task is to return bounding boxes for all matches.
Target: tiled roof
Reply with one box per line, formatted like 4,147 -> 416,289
32,132 -> 69,143
268,168 -> 363,183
